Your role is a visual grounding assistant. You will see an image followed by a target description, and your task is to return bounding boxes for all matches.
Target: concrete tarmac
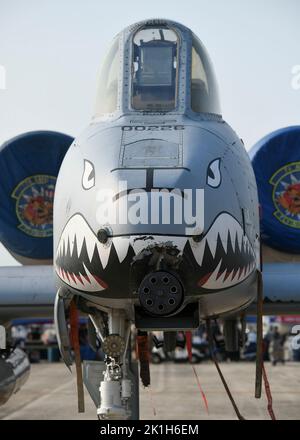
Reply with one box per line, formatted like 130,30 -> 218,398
0,362 -> 299,420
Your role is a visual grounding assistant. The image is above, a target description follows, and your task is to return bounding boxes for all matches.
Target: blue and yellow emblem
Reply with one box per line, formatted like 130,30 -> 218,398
12,175 -> 56,237
270,162 -> 300,229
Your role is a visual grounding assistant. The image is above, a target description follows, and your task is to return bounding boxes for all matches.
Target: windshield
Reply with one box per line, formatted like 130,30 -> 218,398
191,34 -> 221,115
132,26 -> 178,111
94,37 -> 119,117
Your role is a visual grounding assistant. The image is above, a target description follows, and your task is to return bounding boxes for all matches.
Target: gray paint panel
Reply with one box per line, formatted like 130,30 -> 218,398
122,140 -> 180,167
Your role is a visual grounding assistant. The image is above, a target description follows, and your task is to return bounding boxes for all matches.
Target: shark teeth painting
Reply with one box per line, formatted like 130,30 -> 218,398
55,212 -> 256,293
189,212 -> 256,290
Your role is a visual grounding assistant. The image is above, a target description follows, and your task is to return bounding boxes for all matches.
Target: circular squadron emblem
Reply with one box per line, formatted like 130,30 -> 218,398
12,175 -> 56,237
270,162 -> 300,228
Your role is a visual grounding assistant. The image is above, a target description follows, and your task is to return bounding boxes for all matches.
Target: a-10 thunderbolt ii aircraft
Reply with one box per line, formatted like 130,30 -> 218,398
52,18 -> 261,419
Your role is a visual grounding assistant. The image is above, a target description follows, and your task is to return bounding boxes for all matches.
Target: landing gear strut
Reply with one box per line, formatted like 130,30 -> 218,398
89,309 -> 136,420
54,290 -> 139,420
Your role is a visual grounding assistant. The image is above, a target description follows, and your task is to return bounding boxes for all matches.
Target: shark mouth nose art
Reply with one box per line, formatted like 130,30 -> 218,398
55,213 -> 256,293
190,213 -> 256,289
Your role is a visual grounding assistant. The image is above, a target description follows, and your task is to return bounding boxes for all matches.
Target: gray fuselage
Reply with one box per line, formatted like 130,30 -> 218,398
53,19 -> 260,323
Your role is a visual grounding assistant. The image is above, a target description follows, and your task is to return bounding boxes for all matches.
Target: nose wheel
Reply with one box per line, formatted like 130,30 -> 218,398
102,334 -> 126,358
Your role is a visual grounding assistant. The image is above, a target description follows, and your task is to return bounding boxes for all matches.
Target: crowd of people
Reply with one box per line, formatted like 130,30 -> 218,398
9,320 -> 300,364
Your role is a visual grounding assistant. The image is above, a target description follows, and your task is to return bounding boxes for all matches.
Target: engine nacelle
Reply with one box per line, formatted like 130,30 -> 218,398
250,126 -> 300,261
0,131 -> 73,265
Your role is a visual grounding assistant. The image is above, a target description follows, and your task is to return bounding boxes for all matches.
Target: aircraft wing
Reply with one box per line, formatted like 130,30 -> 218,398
0,265 -> 55,324
1,264 -> 300,325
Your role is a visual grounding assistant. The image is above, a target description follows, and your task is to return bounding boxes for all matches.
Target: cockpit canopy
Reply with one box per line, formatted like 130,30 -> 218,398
132,27 -> 178,111
93,20 -> 221,118
94,37 -> 120,116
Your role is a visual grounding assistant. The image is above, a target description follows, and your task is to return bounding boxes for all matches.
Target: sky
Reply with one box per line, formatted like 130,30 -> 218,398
0,0 -> 299,265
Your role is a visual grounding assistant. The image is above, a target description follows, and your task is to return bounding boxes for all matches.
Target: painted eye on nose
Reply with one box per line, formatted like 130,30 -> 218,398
82,160 -> 95,190
207,158 -> 221,188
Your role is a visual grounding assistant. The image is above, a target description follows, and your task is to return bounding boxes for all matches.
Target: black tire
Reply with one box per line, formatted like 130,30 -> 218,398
224,319 -> 239,352
163,332 -> 177,352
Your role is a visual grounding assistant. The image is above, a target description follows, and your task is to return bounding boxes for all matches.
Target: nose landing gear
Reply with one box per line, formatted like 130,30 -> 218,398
97,357 -> 129,420
89,310 -> 137,420
54,291 -> 139,420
